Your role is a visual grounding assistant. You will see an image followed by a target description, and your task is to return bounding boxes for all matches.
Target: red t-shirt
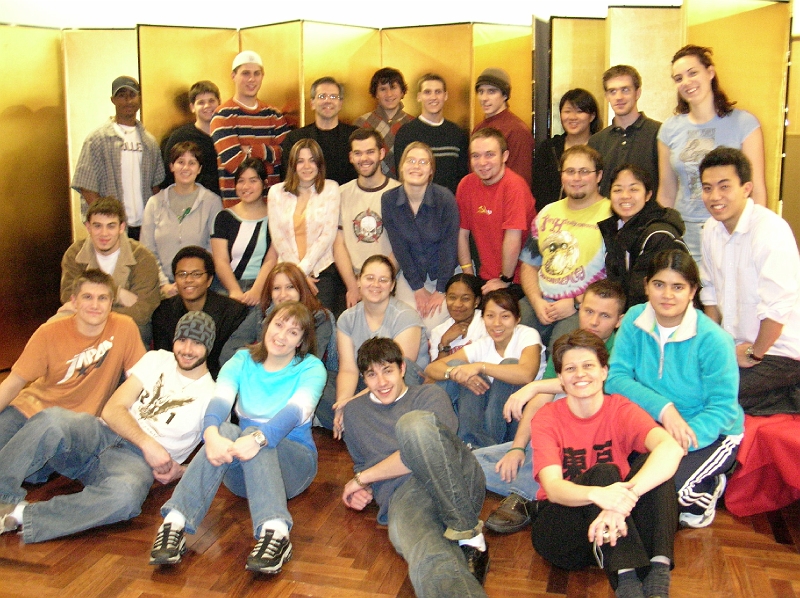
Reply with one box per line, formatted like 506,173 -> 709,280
456,168 -> 535,282
531,393 -> 657,501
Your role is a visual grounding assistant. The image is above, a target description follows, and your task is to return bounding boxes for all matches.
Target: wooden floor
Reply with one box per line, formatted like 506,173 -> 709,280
1,428 -> 799,598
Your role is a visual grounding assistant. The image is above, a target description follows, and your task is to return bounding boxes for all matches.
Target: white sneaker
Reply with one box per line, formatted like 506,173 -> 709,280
679,474 -> 726,529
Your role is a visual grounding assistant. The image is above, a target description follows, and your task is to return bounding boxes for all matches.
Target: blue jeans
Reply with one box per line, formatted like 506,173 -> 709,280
0,407 -> 154,543
518,298 -> 580,355
0,406 -> 28,452
162,422 -> 317,538
388,411 -> 488,598
472,442 -> 539,501
442,359 -> 521,449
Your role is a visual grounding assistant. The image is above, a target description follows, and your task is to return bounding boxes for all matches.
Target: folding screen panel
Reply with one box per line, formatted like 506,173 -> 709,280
550,18 -> 605,135
382,24 -> 474,130
138,25 -> 238,147
472,24 -> 533,132
782,36 -> 800,237
63,29 -> 138,237
0,25 -> 71,369
605,7 -> 684,126
687,0 -> 789,211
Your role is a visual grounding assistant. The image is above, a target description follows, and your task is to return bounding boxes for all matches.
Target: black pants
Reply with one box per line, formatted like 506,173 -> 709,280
315,262 -> 347,319
739,355 -> 800,415
532,454 -> 677,588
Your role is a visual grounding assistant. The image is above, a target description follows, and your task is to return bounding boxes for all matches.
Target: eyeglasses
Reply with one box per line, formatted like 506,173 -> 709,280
405,158 -> 430,166
316,93 -> 341,101
561,168 -> 597,177
175,270 -> 207,281
362,274 -> 392,285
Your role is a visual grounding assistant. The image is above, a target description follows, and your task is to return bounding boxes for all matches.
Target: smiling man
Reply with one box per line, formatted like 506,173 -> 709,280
393,74 -> 469,193
151,246 -> 249,378
333,129 -> 401,308
0,269 -> 145,454
519,145 -> 612,351
72,76 -> 165,239
699,147 -> 800,415
281,77 -> 357,185
456,128 -> 535,302
0,311 -> 216,543
472,68 -> 533,188
211,51 -> 290,206
589,65 -> 661,198
162,81 -> 222,195
341,337 -> 490,596
60,197 -> 161,343
354,68 -> 414,178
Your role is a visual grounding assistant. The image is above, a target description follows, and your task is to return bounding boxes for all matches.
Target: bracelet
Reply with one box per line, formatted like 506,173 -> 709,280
354,471 -> 368,487
460,263 -> 473,270
506,447 -> 526,454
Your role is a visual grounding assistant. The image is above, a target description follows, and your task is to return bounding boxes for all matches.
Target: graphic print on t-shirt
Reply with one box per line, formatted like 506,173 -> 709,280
353,208 -> 384,243
678,130 -> 714,205
562,440 -> 614,480
57,338 -> 114,384
137,373 -> 195,429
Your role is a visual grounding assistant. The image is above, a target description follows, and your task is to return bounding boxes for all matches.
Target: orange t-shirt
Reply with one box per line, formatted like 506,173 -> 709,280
10,313 -> 146,418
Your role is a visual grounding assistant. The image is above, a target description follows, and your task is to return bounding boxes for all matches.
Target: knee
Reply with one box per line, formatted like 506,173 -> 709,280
396,410 -> 439,447
217,422 -> 242,441
580,463 -> 622,487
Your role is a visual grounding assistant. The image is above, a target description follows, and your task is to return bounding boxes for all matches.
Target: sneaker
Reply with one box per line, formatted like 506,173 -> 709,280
149,523 -> 186,565
679,474 -> 727,529
485,493 -> 534,534
0,501 -> 24,534
246,529 -> 292,574
460,543 -> 490,585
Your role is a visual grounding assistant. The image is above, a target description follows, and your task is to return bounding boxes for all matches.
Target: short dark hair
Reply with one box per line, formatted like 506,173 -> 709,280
188,80 -> 220,104
445,273 -> 483,300
349,127 -> 385,151
418,73 -> 446,92
72,268 -> 116,301
698,146 -> 752,184
559,88 -> 601,135
560,145 -> 604,173
552,329 -> 610,374
584,279 -> 626,316
470,127 -> 508,154
249,301 -> 316,363
646,249 -> 701,301
311,76 -> 343,99
609,163 -> 653,195
357,337 -> 404,374
234,156 -> 268,186
169,141 -> 202,165
602,65 -> 642,90
483,289 -> 520,320
86,197 -> 126,226
172,245 -> 215,278
369,67 -> 407,97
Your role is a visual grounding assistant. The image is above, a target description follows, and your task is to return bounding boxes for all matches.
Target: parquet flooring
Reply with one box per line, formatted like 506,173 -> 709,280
2,428 -> 799,597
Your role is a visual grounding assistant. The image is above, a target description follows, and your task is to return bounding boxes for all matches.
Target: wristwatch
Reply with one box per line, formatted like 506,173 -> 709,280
573,298 -> 581,312
745,345 -> 763,363
445,366 -> 455,380
251,430 -> 267,447
499,274 -> 513,284
438,344 -> 451,354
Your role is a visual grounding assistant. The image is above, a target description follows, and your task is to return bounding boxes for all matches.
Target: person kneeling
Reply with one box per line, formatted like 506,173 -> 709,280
341,337 -> 490,597
531,330 -> 683,598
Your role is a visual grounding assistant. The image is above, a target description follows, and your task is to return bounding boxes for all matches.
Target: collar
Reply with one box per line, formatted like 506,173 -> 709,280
419,115 -> 444,126
373,102 -> 406,123
394,184 -> 435,207
357,177 -> 392,193
721,197 -> 755,238
633,302 -> 698,343
76,234 -> 137,268
612,112 -> 646,132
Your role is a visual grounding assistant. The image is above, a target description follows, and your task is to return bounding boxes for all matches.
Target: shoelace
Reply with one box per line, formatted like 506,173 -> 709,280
251,533 -> 281,558
154,524 -> 181,550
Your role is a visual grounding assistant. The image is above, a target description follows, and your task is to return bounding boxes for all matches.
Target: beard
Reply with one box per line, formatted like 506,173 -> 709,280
177,352 -> 208,372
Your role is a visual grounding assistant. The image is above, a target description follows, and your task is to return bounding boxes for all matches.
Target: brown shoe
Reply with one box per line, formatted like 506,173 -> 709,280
485,493 -> 533,534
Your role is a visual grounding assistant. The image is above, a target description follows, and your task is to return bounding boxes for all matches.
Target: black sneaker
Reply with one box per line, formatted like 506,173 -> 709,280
246,529 -> 292,574
149,523 -> 186,565
460,543 -> 490,585
485,493 -> 534,533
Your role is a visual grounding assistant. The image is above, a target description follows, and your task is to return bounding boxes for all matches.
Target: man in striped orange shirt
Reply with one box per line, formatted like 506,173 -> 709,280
211,51 -> 291,207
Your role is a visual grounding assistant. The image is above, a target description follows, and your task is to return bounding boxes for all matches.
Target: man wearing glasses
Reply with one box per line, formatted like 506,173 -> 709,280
519,145 -> 612,351
281,77 -> 358,185
151,246 -> 248,378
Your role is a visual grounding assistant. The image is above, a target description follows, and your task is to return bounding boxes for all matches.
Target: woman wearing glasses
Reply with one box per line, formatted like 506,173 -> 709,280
382,142 -> 460,332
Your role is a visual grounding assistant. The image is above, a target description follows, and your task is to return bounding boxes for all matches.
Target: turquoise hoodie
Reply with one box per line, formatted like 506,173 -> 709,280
606,302 -> 743,450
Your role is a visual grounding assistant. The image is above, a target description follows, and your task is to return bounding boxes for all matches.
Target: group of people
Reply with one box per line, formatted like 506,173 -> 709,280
0,42 -> 798,598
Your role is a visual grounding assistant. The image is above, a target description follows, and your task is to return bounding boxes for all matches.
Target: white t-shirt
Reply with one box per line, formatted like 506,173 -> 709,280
462,324 -> 546,381
114,122 -> 144,226
95,248 -> 120,275
122,350 -> 216,463
428,309 -> 488,361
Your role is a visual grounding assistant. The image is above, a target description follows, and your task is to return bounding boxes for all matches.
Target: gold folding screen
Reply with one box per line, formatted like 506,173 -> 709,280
0,25 -> 71,369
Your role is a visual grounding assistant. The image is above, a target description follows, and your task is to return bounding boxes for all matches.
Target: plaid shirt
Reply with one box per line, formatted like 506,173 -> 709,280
354,102 -> 414,179
71,119 -> 165,218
